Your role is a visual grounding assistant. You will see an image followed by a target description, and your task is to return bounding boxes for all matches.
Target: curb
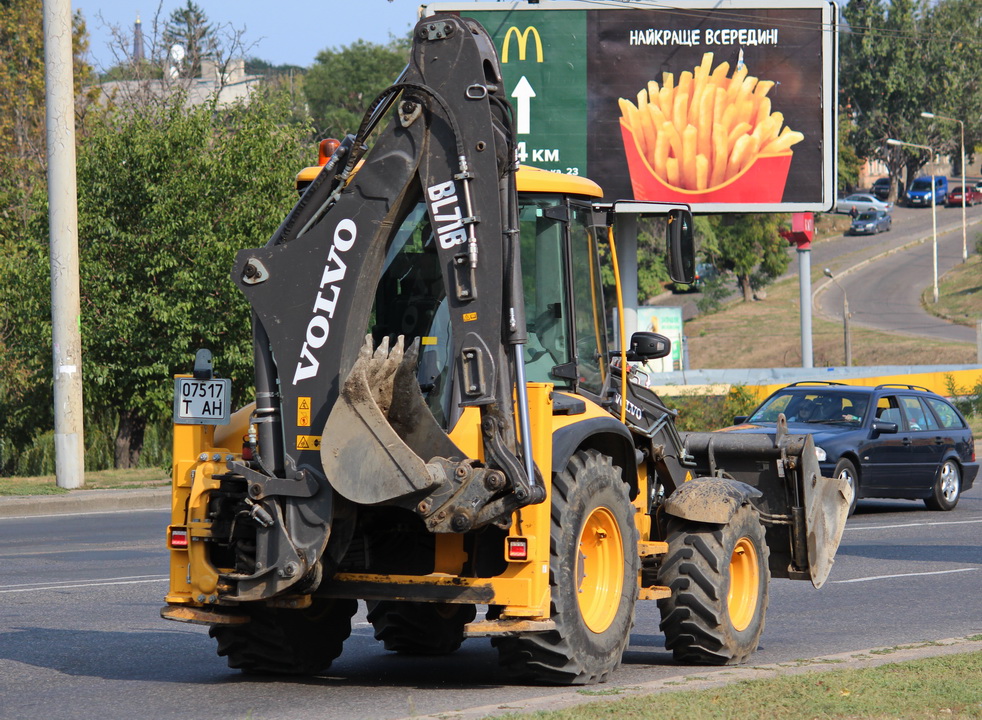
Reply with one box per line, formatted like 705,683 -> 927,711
0,488 -> 170,518
398,635 -> 982,720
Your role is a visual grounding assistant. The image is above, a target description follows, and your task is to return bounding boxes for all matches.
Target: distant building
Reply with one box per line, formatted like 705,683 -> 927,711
96,56 -> 262,109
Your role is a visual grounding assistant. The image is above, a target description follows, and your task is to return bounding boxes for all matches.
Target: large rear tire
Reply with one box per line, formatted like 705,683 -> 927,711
657,503 -> 769,665
493,449 -> 638,684
210,597 -> 357,675
367,600 -> 476,655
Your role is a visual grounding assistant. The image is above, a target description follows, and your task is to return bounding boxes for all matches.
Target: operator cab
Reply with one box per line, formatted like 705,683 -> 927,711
296,153 -> 694,428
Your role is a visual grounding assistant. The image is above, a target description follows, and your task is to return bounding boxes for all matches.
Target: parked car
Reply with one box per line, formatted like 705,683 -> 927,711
720,381 -> 978,515
871,177 -> 891,200
945,186 -> 982,207
847,209 -> 892,235
835,193 -> 892,215
904,175 -> 948,207
975,180 -> 982,192
671,261 -> 718,293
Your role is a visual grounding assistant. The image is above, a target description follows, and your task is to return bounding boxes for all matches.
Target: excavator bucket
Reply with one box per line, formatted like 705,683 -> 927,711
320,335 -> 463,508
681,419 -> 852,588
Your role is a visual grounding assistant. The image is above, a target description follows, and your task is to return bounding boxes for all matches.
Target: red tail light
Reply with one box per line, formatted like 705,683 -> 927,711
506,537 -> 528,561
169,526 -> 189,549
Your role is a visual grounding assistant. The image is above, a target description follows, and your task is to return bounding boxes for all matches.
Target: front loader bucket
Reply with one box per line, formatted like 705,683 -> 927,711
681,420 -> 851,588
320,336 -> 463,508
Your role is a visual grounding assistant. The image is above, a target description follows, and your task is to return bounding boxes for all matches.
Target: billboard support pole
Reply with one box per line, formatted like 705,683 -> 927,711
798,247 -> 813,369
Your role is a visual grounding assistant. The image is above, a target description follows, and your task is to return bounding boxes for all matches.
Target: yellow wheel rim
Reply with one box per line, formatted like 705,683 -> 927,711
728,537 -> 760,632
577,506 -> 624,633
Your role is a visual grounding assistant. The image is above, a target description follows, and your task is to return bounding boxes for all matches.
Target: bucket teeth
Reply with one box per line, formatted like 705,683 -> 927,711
359,334 -> 406,417
321,335 -> 460,507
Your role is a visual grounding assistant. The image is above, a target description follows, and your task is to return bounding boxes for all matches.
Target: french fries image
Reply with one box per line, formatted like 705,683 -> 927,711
618,52 -> 803,193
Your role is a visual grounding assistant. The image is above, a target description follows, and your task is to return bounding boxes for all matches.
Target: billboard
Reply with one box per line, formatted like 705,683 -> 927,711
422,1 -> 837,213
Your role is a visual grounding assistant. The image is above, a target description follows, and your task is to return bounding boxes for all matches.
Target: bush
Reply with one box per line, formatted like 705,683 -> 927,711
1,416 -> 171,477
662,384 -> 759,432
945,374 -> 982,419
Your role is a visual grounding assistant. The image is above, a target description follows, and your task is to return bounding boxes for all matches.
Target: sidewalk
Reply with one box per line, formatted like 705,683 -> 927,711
0,487 -> 170,518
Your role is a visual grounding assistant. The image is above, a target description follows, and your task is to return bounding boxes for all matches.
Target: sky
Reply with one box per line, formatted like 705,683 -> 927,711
74,0 -> 486,71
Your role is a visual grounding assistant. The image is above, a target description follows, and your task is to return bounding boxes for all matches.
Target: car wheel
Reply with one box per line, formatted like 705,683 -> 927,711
834,458 -> 859,517
924,459 -> 961,511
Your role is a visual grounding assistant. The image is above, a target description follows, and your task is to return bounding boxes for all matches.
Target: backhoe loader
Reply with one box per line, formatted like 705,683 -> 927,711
162,14 -> 850,684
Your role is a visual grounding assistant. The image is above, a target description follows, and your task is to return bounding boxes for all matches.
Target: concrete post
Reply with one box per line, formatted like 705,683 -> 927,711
44,0 -> 85,488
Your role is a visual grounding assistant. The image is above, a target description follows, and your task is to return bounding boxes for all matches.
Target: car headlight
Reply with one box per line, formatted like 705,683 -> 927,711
814,446 -> 827,462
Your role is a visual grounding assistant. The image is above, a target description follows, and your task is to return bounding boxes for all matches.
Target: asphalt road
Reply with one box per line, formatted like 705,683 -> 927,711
812,203 -> 982,342
2,495 -> 980,720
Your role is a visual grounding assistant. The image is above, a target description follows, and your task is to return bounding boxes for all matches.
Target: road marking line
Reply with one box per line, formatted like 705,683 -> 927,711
0,574 -> 167,590
833,568 -> 977,584
0,577 -> 169,594
846,518 -> 982,531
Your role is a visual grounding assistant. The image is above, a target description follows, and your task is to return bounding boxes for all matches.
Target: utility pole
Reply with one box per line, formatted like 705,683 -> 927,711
44,0 -> 85,488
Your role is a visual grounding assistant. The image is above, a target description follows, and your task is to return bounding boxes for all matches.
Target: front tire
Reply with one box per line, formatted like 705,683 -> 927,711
834,458 -> 859,517
367,600 -> 476,655
924,459 -> 961,511
657,503 -> 770,665
210,598 -> 357,675
493,450 -> 639,684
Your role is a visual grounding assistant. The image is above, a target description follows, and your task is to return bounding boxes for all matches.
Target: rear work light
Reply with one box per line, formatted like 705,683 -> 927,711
506,536 -> 528,561
169,526 -> 189,549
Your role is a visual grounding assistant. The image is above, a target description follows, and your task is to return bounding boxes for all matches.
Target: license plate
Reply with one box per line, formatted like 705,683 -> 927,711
173,377 -> 232,425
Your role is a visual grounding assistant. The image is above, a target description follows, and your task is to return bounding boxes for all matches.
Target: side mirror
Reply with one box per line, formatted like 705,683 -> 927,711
626,331 -> 671,361
733,415 -> 749,425
666,208 -> 695,284
871,420 -> 898,436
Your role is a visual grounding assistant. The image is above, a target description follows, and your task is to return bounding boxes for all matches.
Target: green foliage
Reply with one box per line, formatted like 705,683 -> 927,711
699,214 -> 790,302
162,0 -> 216,78
0,86 -> 312,470
695,274 -> 729,315
837,111 -> 863,193
304,37 -> 412,139
840,0 -> 982,189
944,374 -> 982,419
663,385 -> 759,432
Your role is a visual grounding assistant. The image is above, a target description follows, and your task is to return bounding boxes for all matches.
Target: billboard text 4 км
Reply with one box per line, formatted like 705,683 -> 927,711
422,1 -> 837,213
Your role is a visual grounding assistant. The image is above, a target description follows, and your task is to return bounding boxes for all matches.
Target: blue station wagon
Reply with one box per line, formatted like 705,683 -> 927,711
721,382 -> 978,515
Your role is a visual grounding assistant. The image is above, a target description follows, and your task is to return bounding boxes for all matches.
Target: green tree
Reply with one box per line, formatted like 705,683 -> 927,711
304,37 -> 411,139
0,1 -> 94,471
0,1 -> 93,232
918,0 -> 982,174
700,214 -> 791,302
838,111 -> 863,193
0,89 -> 313,469
840,0 -> 982,197
162,0 -> 215,78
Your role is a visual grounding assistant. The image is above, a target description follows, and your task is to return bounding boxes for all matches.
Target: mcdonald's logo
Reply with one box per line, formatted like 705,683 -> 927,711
502,26 -> 543,64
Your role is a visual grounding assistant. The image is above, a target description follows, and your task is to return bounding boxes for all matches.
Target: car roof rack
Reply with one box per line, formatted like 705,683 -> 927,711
874,383 -> 932,393
784,381 -> 848,387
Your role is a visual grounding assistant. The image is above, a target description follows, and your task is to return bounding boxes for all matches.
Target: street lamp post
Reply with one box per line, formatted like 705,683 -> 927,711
823,268 -> 851,367
922,111 -> 967,262
886,138 -> 939,303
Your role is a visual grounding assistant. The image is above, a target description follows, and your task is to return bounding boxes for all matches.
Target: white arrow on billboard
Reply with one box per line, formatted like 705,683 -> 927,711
511,75 -> 536,135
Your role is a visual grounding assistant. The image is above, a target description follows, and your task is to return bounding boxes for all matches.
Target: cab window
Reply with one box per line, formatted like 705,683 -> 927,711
519,196 -> 572,385
568,204 -> 608,395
